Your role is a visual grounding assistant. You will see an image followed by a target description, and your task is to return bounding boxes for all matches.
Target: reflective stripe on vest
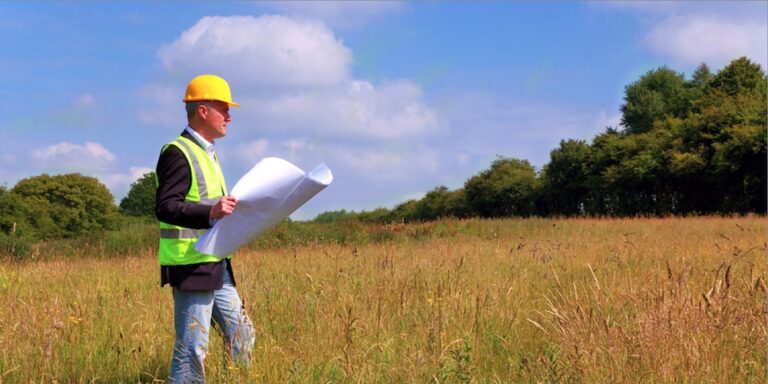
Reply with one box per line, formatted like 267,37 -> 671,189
157,135 -> 229,265
159,228 -> 208,239
173,137 -> 214,204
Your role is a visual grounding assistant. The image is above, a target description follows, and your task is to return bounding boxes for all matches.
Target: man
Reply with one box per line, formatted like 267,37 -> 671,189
155,74 -> 254,382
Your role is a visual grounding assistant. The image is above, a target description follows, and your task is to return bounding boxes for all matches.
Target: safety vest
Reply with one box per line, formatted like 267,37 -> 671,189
158,135 -> 229,266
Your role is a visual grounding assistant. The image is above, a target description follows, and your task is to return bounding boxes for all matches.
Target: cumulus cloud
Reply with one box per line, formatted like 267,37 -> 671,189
94,166 -> 153,200
646,16 -> 767,68
31,142 -> 116,164
146,15 -> 440,140
73,94 -> 96,109
158,15 -> 351,89
128,166 -> 154,181
260,1 -> 405,30
21,142 -> 153,200
594,1 -> 768,69
241,79 -> 439,138
235,139 -> 270,164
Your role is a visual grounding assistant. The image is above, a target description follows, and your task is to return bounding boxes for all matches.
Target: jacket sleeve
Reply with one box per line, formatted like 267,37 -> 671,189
155,145 -> 213,229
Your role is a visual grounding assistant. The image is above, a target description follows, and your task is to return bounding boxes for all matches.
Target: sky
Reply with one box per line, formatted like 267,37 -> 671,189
1,1 -> 766,220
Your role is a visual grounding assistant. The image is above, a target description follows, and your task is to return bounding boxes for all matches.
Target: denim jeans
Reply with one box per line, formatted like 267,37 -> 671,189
169,260 -> 255,383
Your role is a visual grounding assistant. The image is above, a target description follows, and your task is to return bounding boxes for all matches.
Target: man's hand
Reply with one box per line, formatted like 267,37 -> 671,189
210,196 -> 237,220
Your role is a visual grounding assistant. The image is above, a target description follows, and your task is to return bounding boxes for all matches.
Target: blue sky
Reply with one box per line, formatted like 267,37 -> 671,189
1,1 -> 766,220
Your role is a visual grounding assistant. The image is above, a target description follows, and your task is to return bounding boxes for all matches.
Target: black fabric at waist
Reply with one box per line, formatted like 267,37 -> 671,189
161,258 -> 236,291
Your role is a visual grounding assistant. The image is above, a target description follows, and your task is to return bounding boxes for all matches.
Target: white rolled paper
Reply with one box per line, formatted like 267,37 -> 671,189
195,157 -> 333,257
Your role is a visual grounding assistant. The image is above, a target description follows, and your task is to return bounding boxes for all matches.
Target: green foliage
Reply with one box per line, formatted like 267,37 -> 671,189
312,209 -> 361,223
464,157 -> 538,217
621,66 -> 690,135
706,57 -> 767,97
390,199 -> 421,222
311,56 -> 766,221
357,207 -> 393,223
405,186 -> 470,222
9,173 -> 118,239
540,140 -> 592,215
0,186 -> 34,238
0,231 -> 32,260
119,172 -> 156,217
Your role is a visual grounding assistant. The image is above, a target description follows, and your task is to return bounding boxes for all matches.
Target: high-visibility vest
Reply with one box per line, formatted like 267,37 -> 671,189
157,135 -> 229,266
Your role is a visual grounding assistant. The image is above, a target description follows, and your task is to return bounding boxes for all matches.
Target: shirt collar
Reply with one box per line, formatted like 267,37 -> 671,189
185,126 -> 214,153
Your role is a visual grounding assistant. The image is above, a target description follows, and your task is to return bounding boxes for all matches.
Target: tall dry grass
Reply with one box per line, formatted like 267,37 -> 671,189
0,217 -> 764,383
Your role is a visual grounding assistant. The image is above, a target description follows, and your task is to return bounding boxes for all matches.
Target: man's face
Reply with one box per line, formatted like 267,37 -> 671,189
199,101 -> 231,140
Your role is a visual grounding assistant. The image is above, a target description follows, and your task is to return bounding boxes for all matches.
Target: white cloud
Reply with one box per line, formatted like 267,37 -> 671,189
23,143 -> 152,200
321,143 -> 441,182
260,1 -> 404,29
31,142 -> 116,164
593,1 -> 768,69
146,15 -> 440,141
282,138 -> 307,158
157,15 -> 351,89
98,166 -> 155,198
129,166 -> 154,182
241,79 -> 440,139
235,139 -> 270,164
646,16 -> 767,69
74,94 -> 96,109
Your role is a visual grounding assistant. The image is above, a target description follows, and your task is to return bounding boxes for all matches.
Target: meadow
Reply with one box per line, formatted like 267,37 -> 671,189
0,216 -> 765,383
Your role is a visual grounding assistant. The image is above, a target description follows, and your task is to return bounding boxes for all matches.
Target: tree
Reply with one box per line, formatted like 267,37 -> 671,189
390,199 -> 420,222
540,139 -> 592,216
11,173 -> 118,238
620,67 -> 690,135
695,57 -> 767,213
464,157 -> 538,217
120,172 -> 157,217
689,63 -> 713,89
706,57 -> 767,97
412,186 -> 454,221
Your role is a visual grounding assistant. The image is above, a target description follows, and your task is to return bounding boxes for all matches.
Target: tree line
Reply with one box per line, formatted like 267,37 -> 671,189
315,57 -> 767,223
0,57 -> 765,243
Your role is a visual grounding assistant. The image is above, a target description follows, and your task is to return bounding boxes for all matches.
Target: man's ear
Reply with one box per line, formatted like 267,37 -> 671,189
197,104 -> 208,120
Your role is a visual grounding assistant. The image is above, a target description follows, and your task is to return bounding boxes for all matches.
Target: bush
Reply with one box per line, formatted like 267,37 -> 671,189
10,173 -> 118,239
0,232 -> 32,261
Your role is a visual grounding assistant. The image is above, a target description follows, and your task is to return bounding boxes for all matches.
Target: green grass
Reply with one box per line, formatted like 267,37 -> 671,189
0,217 -> 765,382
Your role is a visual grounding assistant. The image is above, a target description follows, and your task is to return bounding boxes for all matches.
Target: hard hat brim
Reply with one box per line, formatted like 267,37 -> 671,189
183,98 -> 240,107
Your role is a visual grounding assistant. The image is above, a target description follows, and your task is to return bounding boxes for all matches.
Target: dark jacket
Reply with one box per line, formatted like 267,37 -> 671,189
155,130 -> 236,290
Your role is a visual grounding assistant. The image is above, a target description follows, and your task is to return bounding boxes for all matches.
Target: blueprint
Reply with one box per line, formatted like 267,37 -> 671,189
194,157 -> 333,257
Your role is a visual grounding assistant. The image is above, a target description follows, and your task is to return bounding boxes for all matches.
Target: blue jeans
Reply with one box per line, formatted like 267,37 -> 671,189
169,260 -> 255,383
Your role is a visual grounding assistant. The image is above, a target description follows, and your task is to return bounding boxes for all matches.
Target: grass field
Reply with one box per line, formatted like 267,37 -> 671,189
0,217 -> 765,383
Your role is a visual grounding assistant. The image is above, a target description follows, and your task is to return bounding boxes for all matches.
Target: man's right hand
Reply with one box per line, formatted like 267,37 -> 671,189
210,195 -> 237,220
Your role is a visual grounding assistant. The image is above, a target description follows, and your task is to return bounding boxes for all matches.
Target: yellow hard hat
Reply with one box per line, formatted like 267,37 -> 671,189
183,74 -> 240,107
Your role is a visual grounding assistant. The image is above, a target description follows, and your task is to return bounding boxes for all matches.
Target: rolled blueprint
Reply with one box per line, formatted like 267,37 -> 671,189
195,157 -> 333,257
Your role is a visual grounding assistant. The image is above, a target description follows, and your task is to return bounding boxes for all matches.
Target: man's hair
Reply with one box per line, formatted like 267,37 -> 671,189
185,101 -> 206,121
